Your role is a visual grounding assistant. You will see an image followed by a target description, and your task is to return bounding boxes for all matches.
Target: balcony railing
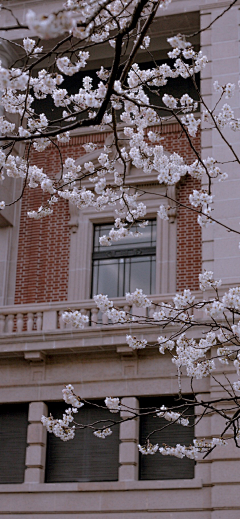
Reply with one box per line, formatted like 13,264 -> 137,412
0,294 -> 191,335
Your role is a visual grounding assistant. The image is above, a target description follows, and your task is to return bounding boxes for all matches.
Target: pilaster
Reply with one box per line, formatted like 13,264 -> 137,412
119,397 -> 139,481
24,402 -> 48,484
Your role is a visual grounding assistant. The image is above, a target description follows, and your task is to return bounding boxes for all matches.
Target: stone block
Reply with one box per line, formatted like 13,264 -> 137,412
202,241 -> 214,262
121,397 -> 139,418
212,40 -> 239,60
211,460 -> 240,483
212,483 -> 240,509
42,310 -> 57,331
25,445 -> 46,468
118,463 -> 138,481
24,467 -> 45,484
119,441 -> 138,464
27,423 -> 47,445
28,402 -> 48,423
212,57 -> 239,77
119,418 -> 139,441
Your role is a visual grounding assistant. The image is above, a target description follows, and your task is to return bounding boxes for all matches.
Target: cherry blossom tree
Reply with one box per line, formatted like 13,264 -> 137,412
1,0 -> 240,463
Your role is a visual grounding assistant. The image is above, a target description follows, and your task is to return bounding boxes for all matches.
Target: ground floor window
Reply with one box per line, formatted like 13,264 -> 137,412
45,401 -> 120,483
139,396 -> 195,480
0,403 -> 28,483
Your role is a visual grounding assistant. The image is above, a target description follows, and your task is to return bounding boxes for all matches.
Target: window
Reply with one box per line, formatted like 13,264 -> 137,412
140,58 -> 200,117
45,401 -> 120,483
0,403 -> 28,484
91,221 -> 156,298
139,397 -> 194,480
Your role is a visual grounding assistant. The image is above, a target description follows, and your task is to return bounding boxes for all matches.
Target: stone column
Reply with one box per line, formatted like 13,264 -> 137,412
200,3 -> 240,283
0,42 -> 23,305
119,397 -> 139,481
25,402 -> 48,483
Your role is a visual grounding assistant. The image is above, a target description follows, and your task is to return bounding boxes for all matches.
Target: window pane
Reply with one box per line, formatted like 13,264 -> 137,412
92,259 -> 120,297
139,397 -> 194,480
92,260 -> 99,296
0,403 -> 28,483
129,257 -> 151,294
45,402 -> 119,482
92,221 -> 156,297
151,258 -> 156,294
93,221 -> 156,252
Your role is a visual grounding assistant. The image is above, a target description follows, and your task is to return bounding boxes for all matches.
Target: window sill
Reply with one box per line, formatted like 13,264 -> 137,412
0,479 -> 203,492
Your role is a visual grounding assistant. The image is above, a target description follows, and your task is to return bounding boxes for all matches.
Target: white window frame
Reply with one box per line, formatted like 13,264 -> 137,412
67,148 -> 177,301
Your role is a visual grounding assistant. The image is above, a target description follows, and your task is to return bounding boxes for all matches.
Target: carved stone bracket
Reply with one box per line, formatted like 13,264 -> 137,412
166,185 -> 177,223
24,351 -> 46,363
68,203 -> 79,233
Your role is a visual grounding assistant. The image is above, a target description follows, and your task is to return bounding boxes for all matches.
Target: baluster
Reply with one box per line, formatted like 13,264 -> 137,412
16,313 -> 23,333
0,314 -> 5,334
102,312 -> 109,325
7,314 -> 14,333
27,312 -> 34,332
123,305 -> 131,320
36,312 -> 42,331
148,304 -> 155,319
80,308 -> 88,328
58,311 -> 65,330
91,307 -> 98,327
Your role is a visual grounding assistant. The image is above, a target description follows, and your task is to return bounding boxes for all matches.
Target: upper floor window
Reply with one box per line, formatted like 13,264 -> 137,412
91,221 -> 156,298
0,403 -> 28,484
139,396 -> 195,480
45,401 -> 120,483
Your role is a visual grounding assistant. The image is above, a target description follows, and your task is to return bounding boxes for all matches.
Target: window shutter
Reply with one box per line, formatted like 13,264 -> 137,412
0,403 -> 28,483
45,402 -> 120,483
139,397 -> 195,480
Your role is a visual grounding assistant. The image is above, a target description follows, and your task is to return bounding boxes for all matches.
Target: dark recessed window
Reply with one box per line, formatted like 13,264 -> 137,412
140,58 -> 200,117
91,221 -> 156,298
139,396 -> 195,480
45,401 -> 120,483
0,403 -> 28,484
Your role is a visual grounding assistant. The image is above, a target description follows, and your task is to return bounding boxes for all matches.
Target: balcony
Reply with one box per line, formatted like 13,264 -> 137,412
0,293 -> 208,360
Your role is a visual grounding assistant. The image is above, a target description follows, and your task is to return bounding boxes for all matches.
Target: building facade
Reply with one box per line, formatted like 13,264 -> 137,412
0,1 -> 240,518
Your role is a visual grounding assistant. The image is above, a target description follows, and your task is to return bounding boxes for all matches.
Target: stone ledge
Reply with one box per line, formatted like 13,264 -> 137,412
0,479 -> 203,493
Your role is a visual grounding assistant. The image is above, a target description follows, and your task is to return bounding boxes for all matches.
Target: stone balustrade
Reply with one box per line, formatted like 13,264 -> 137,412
0,294 -> 183,335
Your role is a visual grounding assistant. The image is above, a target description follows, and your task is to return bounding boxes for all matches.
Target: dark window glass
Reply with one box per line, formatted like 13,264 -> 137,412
91,221 -> 156,297
140,58 -> 200,117
45,401 -> 119,483
0,403 -> 28,483
139,396 -> 194,480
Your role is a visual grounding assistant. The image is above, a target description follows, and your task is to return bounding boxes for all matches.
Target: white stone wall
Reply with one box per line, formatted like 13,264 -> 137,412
0,1 -> 240,518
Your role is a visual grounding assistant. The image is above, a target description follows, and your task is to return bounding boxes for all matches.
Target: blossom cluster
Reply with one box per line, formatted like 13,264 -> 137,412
139,437 -> 227,460
105,397 -> 121,413
138,442 -> 159,455
62,385 -> 84,408
62,310 -> 89,329
126,334 -> 147,350
156,405 -> 189,426
93,428 -> 112,439
199,271 -> 222,291
172,332 -> 216,379
41,407 -> 77,441
157,336 -> 175,354
125,288 -> 151,308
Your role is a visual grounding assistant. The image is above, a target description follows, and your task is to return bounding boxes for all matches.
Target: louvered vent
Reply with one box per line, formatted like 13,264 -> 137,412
139,396 -> 195,480
0,403 -> 28,483
45,401 -> 120,483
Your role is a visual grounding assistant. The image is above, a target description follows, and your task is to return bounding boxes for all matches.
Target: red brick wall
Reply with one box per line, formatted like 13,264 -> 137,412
15,126 -> 201,303
158,123 -> 202,291
15,133 -> 109,304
